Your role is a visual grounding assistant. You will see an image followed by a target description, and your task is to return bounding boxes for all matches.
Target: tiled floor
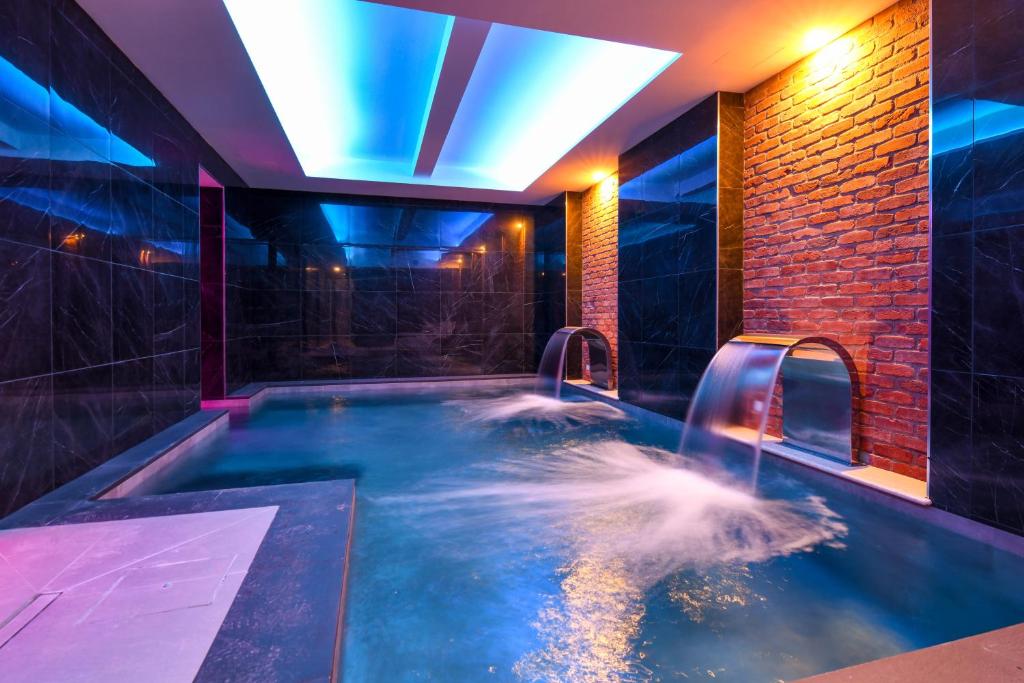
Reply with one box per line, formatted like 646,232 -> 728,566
0,507 -> 277,682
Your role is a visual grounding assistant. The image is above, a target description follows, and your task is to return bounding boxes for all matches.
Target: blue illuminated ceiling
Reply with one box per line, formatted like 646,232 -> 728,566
223,0 -> 679,192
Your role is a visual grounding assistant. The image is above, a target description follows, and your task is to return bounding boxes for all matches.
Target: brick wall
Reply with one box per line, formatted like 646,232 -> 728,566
582,175 -> 619,381
743,0 -> 930,479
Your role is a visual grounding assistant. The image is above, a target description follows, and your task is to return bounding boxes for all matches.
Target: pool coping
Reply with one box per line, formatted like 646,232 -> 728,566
562,381 -> 1024,558
208,373 -> 537,412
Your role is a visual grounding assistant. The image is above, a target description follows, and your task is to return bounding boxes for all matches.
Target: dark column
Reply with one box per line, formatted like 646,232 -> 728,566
200,186 -> 226,401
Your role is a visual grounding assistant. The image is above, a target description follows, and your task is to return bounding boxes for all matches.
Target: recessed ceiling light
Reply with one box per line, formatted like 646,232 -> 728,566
224,1 -> 679,191
433,24 -> 678,191
223,0 -> 453,181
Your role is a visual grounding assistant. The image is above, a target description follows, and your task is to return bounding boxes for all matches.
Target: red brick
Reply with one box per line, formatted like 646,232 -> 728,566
742,0 -> 929,477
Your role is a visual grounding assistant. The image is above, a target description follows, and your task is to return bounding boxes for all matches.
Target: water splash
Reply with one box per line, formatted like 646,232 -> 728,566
384,441 -> 846,681
448,392 -> 628,430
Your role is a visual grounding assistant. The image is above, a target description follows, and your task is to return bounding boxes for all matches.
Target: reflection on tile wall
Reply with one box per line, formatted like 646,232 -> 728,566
617,93 -> 743,418
931,0 -> 1024,534
531,194 -> 568,370
0,0 -> 243,516
224,189 -> 539,389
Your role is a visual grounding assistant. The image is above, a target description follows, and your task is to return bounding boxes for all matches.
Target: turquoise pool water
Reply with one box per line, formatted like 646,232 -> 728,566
137,385 -> 1024,681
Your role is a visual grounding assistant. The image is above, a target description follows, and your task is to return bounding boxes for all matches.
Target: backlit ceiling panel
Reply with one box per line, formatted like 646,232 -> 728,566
223,0 -> 679,192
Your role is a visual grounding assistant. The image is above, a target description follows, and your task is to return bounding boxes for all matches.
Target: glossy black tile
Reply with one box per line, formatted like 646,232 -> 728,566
111,357 -> 153,453
641,275 -> 678,344
397,290 -> 440,335
974,0 -> 1024,82
617,279 -> 642,344
0,241 -> 51,381
678,270 -> 716,349
351,291 -> 397,335
52,251 -> 111,371
0,375 -> 53,517
109,166 -> 154,267
972,75 -> 1024,231
970,374 -> 1024,532
300,336 -> 350,380
153,272 -> 185,354
49,8 -> 110,159
932,0 -> 1024,534
152,350 -> 185,431
0,98 -> 51,248
482,332 -> 524,374
440,334 -> 483,375
440,291 -> 483,335
973,226 -> 1024,376
349,335 -> 397,379
112,262 -> 153,361
397,334 -> 444,377
49,134 -> 112,260
484,292 -> 524,334
931,234 -> 973,372
52,364 -> 113,484
929,370 -> 973,518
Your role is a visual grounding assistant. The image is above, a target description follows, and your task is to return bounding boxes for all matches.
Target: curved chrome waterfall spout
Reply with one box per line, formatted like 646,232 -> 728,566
680,335 -> 859,490
536,327 -> 615,398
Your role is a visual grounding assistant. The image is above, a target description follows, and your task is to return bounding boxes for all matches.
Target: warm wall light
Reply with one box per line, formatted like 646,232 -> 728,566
810,35 -> 856,72
331,265 -> 342,273
590,169 -> 610,183
597,173 -> 617,202
802,28 -> 836,53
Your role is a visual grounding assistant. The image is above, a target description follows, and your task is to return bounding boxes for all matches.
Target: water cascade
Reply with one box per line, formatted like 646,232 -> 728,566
680,335 -> 859,489
535,327 -> 614,398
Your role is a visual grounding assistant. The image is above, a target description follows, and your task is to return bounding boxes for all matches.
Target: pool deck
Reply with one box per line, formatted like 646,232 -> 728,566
0,411 -> 355,683
799,622 -> 1024,682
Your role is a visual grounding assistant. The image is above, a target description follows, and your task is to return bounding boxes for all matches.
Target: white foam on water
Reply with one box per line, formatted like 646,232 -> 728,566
393,440 -> 845,581
384,440 -> 846,682
447,392 -> 628,430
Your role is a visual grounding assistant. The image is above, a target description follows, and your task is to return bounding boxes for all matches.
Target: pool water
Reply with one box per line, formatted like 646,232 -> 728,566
137,385 -> 1024,682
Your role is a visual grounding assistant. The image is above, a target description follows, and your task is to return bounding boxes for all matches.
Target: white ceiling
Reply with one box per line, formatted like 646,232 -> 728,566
79,0 -> 895,204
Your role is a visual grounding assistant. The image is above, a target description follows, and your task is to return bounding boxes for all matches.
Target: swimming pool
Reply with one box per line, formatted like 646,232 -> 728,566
131,382 -> 1024,681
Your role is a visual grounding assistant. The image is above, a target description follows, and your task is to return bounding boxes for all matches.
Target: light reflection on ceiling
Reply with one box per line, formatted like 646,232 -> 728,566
223,0 -> 679,191
0,55 -> 153,167
319,203 -> 494,264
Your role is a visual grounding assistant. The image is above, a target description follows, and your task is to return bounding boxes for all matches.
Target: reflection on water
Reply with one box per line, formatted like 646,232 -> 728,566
514,554 -> 646,683
386,440 -> 846,681
668,565 -> 763,625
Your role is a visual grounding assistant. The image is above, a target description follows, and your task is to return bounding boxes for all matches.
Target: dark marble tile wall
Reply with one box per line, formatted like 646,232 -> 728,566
0,0 -> 244,516
565,191 -> 583,378
224,188 -> 540,386
531,194 -> 568,370
931,0 -> 1024,534
617,93 -> 743,418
